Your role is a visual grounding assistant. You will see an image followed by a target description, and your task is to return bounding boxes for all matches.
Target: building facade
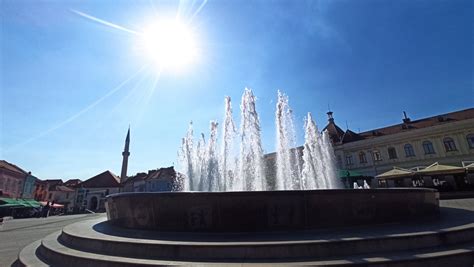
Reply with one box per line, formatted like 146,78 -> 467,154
324,108 -> 474,187
123,167 -> 184,193
73,170 -> 121,212
122,172 -> 147,192
34,180 -> 47,201
47,185 -> 76,212
21,173 -> 38,199
0,160 -> 28,198
37,179 -> 63,201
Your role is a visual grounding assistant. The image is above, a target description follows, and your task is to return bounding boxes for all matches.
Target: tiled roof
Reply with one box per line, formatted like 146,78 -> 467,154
341,129 -> 364,143
322,122 -> 345,143
79,170 -> 121,188
0,160 -> 28,175
146,167 -> 176,180
52,185 -> 75,192
44,179 -> 62,183
123,172 -> 147,184
45,180 -> 64,191
330,108 -> 474,144
64,179 -> 82,187
358,108 -> 474,140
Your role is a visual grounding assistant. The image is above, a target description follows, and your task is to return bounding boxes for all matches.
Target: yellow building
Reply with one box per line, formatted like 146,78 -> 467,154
324,108 -> 474,187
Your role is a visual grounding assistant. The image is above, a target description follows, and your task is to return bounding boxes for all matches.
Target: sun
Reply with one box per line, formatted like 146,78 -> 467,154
139,19 -> 198,72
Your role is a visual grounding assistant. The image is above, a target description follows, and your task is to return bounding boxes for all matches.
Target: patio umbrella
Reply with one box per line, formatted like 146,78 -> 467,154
376,167 -> 414,180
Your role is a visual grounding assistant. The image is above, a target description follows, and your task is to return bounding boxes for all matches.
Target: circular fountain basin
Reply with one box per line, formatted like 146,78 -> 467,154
106,188 -> 439,232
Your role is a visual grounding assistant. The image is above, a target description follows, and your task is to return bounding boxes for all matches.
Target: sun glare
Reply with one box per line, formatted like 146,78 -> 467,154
139,19 -> 198,72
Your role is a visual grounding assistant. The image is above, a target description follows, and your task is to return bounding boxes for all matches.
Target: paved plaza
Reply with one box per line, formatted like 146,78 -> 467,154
0,213 -> 104,267
3,199 -> 474,266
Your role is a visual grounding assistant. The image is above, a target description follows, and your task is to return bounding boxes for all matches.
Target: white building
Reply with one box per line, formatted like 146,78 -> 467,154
74,170 -> 121,212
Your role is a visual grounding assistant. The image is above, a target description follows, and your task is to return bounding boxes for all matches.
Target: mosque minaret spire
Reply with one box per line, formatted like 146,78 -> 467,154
120,126 -> 130,184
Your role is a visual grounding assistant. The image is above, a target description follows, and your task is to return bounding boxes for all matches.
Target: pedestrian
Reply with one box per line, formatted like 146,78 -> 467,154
43,202 -> 50,218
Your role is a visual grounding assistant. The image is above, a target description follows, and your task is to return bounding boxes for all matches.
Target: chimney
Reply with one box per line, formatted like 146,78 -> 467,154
402,111 -> 411,123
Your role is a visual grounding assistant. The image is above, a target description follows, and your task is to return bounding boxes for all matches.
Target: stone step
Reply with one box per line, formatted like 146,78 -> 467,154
57,217 -> 474,261
22,232 -> 187,267
16,240 -> 48,267
18,230 -> 474,267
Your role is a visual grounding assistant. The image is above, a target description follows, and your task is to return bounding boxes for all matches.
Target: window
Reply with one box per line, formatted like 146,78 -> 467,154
404,144 -> 415,157
5,179 -> 10,191
422,141 -> 436,154
388,147 -> 398,159
336,155 -> 342,167
443,137 -> 457,152
345,155 -> 353,165
373,150 -> 382,161
467,134 -> 474,149
359,152 -> 367,163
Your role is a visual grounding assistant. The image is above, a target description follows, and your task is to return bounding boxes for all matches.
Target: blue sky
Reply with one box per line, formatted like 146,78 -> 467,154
1,0 -> 472,180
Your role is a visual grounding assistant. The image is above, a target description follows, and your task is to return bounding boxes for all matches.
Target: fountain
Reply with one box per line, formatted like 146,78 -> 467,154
103,89 -> 439,233
18,89 -> 474,267
178,88 -> 341,192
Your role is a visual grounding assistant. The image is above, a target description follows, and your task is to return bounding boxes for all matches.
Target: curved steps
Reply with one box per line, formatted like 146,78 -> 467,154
16,212 -> 474,267
55,217 -> 474,261
17,230 -> 474,267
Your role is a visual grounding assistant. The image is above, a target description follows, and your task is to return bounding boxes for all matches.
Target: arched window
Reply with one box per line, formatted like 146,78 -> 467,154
373,150 -> 382,161
443,137 -> 457,152
466,134 -> 474,149
422,141 -> 436,154
404,144 -> 415,157
388,147 -> 398,159
359,152 -> 367,163
345,155 -> 353,166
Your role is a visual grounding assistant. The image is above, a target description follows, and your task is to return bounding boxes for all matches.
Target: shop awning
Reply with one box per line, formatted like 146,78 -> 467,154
0,198 -> 41,208
338,169 -> 365,178
463,162 -> 474,171
417,162 -> 465,176
376,167 -> 414,180
19,199 -> 41,208
40,202 -> 64,208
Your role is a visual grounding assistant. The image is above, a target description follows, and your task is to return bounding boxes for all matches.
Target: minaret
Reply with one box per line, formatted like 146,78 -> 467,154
120,127 -> 130,184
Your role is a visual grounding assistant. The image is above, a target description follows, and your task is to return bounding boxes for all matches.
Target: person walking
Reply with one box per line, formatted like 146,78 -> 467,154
42,202 -> 50,218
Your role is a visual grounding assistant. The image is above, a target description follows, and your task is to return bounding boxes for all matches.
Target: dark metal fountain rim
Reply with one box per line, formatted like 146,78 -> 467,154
108,188 -> 438,199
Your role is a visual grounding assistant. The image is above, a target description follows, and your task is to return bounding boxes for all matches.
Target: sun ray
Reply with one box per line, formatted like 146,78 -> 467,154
70,9 -> 140,35
109,67 -> 153,116
187,0 -> 208,24
133,67 -> 162,124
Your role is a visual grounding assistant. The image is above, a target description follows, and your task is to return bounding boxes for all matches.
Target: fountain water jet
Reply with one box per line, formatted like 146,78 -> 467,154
179,88 -> 342,191
239,89 -> 266,191
275,91 -> 302,190
219,96 -> 236,191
